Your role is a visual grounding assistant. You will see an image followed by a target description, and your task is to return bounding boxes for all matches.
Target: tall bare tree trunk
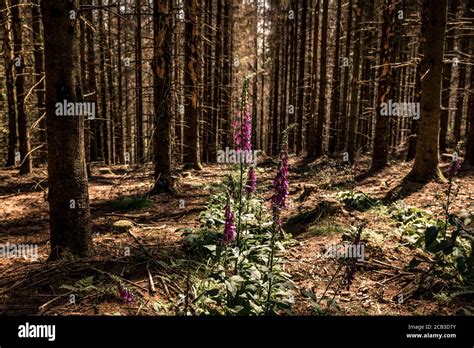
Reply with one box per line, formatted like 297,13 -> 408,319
211,0 -> 222,162
306,0 -> 320,159
439,0 -> 459,153
98,0 -> 109,164
221,0 -> 232,150
312,0 -> 329,159
328,0 -> 342,154
116,0 -> 125,164
152,0 -> 174,192
370,0 -> 396,173
31,0 -> 46,163
11,0 -> 32,174
295,0 -> 307,155
41,0 -> 92,259
346,0 -> 362,162
1,0 -> 17,167
183,0 -> 202,170
407,0 -> 448,182
338,0 -> 353,152
135,0 -> 144,163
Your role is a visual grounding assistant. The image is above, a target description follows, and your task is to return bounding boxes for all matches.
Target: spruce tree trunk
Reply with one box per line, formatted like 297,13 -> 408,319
288,0 -> 296,152
328,0 -> 342,155
295,0 -> 307,155
11,0 -> 32,174
439,0 -> 459,153
313,0 -> 329,159
41,0 -> 92,259
98,0 -> 109,164
453,5 -> 470,145
1,0 -> 17,167
211,0 -> 222,162
135,0 -> 144,163
203,0 -> 213,162
465,66 -> 474,165
152,0 -> 174,192
306,0 -> 320,159
116,0 -> 125,164
338,0 -> 353,152
346,0 -> 362,162
183,0 -> 202,170
407,0 -> 448,182
370,0 -> 396,173
31,0 -> 46,164
271,24 -> 281,155
221,0 -> 232,150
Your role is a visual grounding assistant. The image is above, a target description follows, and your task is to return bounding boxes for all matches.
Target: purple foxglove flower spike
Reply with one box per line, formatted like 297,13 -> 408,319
242,109 -> 252,153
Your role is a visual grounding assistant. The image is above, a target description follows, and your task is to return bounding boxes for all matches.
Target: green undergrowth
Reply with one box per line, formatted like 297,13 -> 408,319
180,172 -> 296,315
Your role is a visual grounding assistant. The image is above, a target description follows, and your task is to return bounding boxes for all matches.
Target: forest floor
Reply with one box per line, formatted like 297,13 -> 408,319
0,156 -> 473,315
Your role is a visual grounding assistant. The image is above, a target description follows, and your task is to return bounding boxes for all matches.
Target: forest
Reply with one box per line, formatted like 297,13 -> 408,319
0,0 -> 473,318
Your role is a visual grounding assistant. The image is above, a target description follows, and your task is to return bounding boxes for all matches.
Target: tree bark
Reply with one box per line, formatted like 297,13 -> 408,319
346,0 -> 362,162
439,0 -> 459,153
328,0 -> 342,155
1,0 -> 17,167
337,0 -> 353,152
11,0 -> 32,174
135,0 -> 144,163
183,0 -> 202,170
31,0 -> 46,163
312,0 -> 329,159
41,0 -> 92,259
221,0 -> 232,150
407,0 -> 448,182
370,0 -> 396,173
152,0 -> 174,193
295,0 -> 307,155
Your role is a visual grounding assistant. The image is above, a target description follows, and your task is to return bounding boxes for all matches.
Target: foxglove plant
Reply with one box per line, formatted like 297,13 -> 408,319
266,124 -> 295,313
318,222 -> 366,312
346,225 -> 363,290
242,109 -> 252,153
441,153 -> 462,238
233,77 -> 255,251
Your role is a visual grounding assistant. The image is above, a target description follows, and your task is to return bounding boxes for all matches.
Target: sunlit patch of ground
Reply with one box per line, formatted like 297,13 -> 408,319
0,158 -> 472,315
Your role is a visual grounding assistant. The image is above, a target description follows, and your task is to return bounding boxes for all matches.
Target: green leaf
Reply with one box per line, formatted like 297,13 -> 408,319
204,245 -> 217,252
424,226 -> 439,250
205,288 -> 220,297
432,239 -> 453,254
